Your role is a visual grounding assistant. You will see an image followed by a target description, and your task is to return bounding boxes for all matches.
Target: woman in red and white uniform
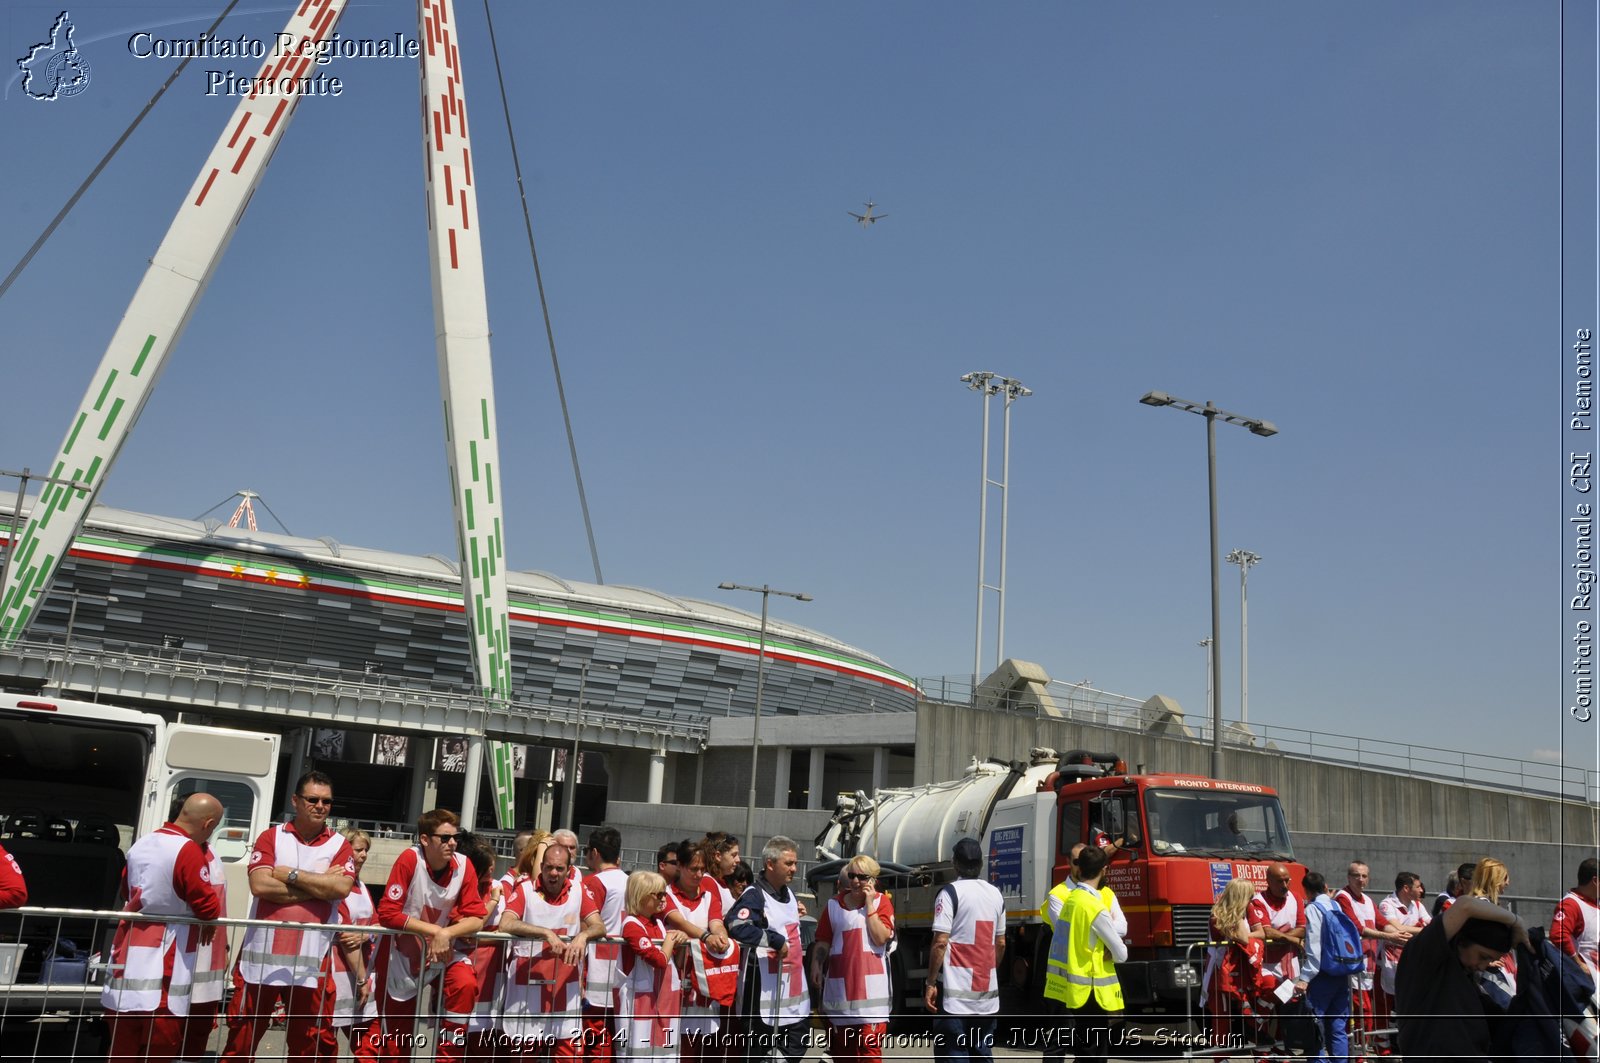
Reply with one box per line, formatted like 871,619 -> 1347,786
330,828 -> 378,1055
617,871 -> 687,1063
809,855 -> 895,1063
662,842 -> 735,1062
1201,877 -> 1268,1060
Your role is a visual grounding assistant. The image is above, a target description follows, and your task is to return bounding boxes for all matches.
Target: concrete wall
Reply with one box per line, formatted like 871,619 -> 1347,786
915,700 -> 1600,904
602,800 -> 832,864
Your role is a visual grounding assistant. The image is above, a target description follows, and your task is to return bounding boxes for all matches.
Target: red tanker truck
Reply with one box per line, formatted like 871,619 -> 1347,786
810,748 -> 1307,1014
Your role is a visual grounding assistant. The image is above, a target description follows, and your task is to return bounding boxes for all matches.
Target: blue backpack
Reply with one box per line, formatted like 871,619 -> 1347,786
1317,901 -> 1366,977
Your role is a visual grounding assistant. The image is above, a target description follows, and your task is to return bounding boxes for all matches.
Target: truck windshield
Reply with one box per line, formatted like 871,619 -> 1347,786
1143,788 -> 1294,860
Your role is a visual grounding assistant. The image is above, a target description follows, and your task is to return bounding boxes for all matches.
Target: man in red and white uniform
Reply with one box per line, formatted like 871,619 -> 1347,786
1245,862 -> 1306,1053
1376,870 -> 1429,1052
223,770 -> 355,1062
924,838 -> 1007,1063
811,855 -> 895,1063
102,793 -> 226,1063
581,827 -> 629,1063
0,841 -> 26,909
1552,857 -> 1600,992
664,840 -> 735,1061
499,841 -> 605,1057
726,835 -> 812,1063
362,808 -> 486,1062
1334,860 -> 1405,1058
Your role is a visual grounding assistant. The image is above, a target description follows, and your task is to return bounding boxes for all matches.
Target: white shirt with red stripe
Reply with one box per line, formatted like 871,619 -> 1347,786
931,878 -> 1006,1017
374,846 -> 481,1003
1377,892 -> 1430,994
1334,888 -> 1387,992
818,893 -> 896,1025
619,913 -> 682,1059
582,865 -> 629,1008
1553,890 -> 1600,990
332,881 -> 377,1027
102,824 -> 225,1016
502,873 -> 597,1042
238,821 -> 355,988
1248,889 -> 1306,982
666,883 -> 735,1033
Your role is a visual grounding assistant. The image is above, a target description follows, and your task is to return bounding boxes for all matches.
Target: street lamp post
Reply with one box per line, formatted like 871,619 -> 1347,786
562,658 -> 618,831
1225,549 -> 1261,727
57,589 -> 118,692
1198,637 -> 1213,728
718,581 -> 812,849
1139,391 -> 1276,778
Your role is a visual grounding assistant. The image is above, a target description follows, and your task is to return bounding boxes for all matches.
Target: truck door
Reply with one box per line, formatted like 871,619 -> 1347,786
1089,789 -> 1141,858
158,725 -> 280,918
1053,799 -> 1081,884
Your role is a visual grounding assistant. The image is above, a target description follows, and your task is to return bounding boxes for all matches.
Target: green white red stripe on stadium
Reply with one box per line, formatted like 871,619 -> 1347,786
33,530 -> 919,696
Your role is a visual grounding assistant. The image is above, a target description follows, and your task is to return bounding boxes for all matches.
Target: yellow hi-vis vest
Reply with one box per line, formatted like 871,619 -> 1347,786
1042,884 -> 1124,1011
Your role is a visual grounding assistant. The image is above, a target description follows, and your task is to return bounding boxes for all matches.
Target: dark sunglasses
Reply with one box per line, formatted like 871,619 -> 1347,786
845,871 -> 873,881
297,794 -> 333,807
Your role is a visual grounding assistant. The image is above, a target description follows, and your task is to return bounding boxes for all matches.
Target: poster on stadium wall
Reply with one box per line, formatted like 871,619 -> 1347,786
311,728 -> 372,763
435,738 -> 534,776
373,734 -> 410,767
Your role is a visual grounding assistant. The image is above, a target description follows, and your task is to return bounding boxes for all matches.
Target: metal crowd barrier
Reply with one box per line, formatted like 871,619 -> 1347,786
0,904 -> 783,1063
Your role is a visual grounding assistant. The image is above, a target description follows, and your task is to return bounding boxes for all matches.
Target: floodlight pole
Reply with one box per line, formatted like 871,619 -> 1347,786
1225,549 -> 1261,726
960,372 -> 1031,687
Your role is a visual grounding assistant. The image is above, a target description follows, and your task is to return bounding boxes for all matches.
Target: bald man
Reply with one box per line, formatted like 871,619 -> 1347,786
103,793 -> 230,1063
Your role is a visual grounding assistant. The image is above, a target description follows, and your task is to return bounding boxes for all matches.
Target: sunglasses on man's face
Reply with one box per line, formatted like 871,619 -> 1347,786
297,794 -> 333,807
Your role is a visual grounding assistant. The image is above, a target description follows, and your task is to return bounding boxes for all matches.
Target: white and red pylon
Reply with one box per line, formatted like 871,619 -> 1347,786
2,0 -> 521,827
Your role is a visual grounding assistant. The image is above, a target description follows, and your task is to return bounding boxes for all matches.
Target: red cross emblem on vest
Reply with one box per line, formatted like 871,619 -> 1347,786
827,927 -> 885,999
633,974 -> 680,1046
947,921 -> 995,991
764,923 -> 804,993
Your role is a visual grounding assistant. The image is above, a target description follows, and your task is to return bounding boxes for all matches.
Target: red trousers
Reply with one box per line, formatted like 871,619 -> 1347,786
106,999 -> 221,1062
826,1021 -> 887,1063
362,959 -> 477,1061
582,1004 -> 618,1063
221,980 -> 337,1061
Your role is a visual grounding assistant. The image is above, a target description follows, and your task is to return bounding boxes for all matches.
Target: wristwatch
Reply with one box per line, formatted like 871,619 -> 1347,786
287,869 -> 300,887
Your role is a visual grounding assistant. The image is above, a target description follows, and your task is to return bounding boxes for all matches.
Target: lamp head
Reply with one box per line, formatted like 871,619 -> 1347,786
1249,420 -> 1279,438
1139,391 -> 1173,407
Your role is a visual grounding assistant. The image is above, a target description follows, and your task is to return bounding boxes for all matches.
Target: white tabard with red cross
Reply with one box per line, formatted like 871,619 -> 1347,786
749,889 -> 809,1024
820,895 -> 893,1025
101,827 -> 223,1017
932,879 -> 1006,1016
502,876 -> 586,1042
379,846 -> 469,1002
238,823 -> 352,988
618,914 -> 682,1060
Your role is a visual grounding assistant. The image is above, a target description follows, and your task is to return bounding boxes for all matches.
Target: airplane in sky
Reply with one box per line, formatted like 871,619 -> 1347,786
848,200 -> 887,227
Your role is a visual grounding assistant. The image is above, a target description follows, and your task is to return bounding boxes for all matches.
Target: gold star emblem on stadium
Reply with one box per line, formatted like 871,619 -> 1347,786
266,568 -> 279,584
229,563 -> 244,579
298,574 -> 311,588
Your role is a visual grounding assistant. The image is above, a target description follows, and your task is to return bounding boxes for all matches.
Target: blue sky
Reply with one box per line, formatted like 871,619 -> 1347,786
1,2 -> 1592,772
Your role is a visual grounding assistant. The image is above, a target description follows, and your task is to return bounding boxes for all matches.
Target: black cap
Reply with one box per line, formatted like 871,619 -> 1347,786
953,838 -> 984,865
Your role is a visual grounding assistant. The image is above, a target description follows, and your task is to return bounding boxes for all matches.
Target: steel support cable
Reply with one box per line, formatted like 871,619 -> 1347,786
0,0 -> 244,304
482,0 -> 605,585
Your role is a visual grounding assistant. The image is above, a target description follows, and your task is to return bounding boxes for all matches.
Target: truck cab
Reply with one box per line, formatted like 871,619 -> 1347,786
1013,764 -> 1304,1006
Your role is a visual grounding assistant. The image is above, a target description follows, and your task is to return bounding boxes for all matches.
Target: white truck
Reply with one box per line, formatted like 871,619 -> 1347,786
0,691 -> 280,1023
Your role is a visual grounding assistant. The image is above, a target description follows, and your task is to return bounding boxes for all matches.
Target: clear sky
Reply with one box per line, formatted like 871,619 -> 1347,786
1,2 -> 1593,773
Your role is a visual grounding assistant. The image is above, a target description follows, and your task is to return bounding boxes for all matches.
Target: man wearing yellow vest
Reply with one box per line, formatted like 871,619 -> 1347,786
1040,843 -> 1128,1063
1043,846 -> 1126,1063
